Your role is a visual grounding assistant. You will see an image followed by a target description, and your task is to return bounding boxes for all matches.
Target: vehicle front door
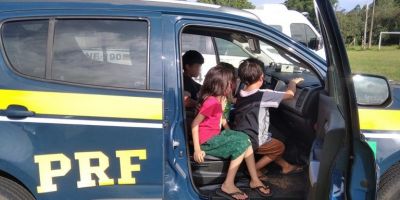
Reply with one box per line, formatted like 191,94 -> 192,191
310,0 -> 376,199
0,11 -> 164,199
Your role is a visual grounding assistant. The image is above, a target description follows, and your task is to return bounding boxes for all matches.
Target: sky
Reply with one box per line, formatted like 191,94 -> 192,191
250,0 -> 373,11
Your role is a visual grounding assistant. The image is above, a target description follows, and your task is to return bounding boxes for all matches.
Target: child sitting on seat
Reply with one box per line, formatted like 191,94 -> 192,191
192,66 -> 272,200
216,62 -> 238,121
232,59 -> 304,180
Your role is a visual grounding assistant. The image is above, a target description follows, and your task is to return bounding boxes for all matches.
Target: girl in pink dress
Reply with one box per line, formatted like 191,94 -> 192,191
191,66 -> 272,200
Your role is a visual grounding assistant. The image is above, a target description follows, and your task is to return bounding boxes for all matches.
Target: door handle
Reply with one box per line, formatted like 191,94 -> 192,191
1,105 -> 35,119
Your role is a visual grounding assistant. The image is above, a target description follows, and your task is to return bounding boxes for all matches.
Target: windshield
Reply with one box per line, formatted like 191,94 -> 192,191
227,37 -> 308,72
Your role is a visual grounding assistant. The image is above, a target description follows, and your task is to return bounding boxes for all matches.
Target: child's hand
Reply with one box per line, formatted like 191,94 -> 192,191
194,150 -> 206,163
290,78 -> 304,85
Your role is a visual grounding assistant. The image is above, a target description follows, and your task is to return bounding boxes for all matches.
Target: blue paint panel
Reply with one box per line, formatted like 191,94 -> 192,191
388,85 -> 400,109
0,122 -> 163,199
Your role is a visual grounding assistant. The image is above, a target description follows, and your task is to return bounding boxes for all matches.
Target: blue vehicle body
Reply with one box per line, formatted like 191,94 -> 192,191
0,0 -> 388,199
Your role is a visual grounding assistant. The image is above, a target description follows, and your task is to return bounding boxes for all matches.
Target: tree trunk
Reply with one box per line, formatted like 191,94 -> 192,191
368,0 -> 376,49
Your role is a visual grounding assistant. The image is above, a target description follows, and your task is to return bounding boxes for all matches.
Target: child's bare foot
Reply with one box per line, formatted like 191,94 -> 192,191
249,179 -> 272,197
281,165 -> 303,175
220,183 -> 248,200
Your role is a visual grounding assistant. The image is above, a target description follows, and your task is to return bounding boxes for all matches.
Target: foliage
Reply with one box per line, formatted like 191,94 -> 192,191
198,0 -> 255,9
284,0 -> 338,26
201,0 -> 400,46
336,0 -> 400,46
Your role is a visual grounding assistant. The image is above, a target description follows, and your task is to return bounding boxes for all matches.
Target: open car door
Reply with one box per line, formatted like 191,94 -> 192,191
309,0 -> 376,199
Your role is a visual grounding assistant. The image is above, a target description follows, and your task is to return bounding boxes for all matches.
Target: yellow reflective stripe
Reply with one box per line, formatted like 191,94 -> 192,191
0,89 -> 162,120
358,109 -> 400,131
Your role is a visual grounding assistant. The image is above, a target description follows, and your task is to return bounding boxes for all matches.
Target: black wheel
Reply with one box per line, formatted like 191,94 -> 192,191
0,176 -> 35,200
378,162 -> 400,200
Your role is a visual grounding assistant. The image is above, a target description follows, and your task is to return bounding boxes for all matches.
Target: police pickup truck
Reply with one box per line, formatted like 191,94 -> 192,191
0,0 -> 396,199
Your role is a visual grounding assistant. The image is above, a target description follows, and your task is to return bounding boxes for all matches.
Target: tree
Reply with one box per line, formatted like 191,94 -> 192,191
336,5 -> 364,45
335,0 -> 400,46
198,0 -> 255,9
373,0 -> 400,45
284,0 -> 338,26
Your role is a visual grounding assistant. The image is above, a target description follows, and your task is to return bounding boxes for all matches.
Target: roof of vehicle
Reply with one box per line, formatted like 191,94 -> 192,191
245,5 -> 313,27
0,0 -> 261,21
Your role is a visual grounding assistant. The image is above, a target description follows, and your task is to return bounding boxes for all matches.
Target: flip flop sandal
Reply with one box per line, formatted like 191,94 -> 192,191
281,166 -> 304,175
216,189 -> 249,200
251,185 -> 273,197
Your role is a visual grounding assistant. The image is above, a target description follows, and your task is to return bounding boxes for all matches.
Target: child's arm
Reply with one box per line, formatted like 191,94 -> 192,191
222,118 -> 230,130
283,78 -> 304,100
184,97 -> 197,108
191,114 -> 206,163
184,91 -> 197,108
221,97 -> 230,130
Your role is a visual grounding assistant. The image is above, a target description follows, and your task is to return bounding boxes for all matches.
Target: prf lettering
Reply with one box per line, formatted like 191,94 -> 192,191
34,149 -> 147,193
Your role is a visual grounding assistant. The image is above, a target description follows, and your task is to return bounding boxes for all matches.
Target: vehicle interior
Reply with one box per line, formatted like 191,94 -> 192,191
180,26 -> 326,199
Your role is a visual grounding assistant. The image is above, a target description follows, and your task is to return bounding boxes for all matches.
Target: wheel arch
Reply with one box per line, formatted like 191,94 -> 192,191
0,161 -> 37,199
379,151 -> 400,178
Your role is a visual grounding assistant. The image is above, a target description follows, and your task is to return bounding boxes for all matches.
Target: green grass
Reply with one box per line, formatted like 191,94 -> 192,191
346,45 -> 400,83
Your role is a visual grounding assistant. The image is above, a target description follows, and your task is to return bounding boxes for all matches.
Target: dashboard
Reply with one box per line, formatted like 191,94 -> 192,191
263,65 -> 323,145
264,66 -> 323,118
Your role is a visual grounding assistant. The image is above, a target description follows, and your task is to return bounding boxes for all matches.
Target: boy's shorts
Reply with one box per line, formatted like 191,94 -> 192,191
201,130 -> 251,160
256,138 -> 285,160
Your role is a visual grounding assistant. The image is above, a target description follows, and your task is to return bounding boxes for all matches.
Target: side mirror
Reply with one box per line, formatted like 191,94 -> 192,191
353,74 -> 391,106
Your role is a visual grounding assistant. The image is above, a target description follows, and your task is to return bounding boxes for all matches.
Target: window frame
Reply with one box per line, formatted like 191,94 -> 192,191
0,16 -> 153,92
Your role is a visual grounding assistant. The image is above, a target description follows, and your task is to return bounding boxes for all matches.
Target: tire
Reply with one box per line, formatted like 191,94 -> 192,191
378,162 -> 400,200
0,176 -> 35,200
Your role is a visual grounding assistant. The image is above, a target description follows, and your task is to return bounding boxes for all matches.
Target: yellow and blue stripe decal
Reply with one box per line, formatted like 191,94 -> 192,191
359,109 -> 400,131
359,109 -> 400,158
0,89 -> 163,120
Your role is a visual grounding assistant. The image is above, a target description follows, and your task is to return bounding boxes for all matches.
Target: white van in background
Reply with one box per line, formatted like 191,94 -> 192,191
245,4 -> 326,59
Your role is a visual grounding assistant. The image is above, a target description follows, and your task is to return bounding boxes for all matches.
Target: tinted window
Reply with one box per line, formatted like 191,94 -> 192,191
290,23 -> 307,47
290,23 -> 318,49
215,38 -> 249,57
182,34 -> 215,55
2,20 -> 48,78
52,20 -> 148,89
304,25 -> 317,47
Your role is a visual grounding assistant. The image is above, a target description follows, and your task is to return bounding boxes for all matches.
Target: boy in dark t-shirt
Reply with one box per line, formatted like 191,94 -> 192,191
232,59 -> 304,179
182,50 -> 204,108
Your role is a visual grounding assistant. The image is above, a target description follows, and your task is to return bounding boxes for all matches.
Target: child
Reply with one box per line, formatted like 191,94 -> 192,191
182,50 -> 204,109
232,59 -> 304,180
216,62 -> 238,120
192,66 -> 272,200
